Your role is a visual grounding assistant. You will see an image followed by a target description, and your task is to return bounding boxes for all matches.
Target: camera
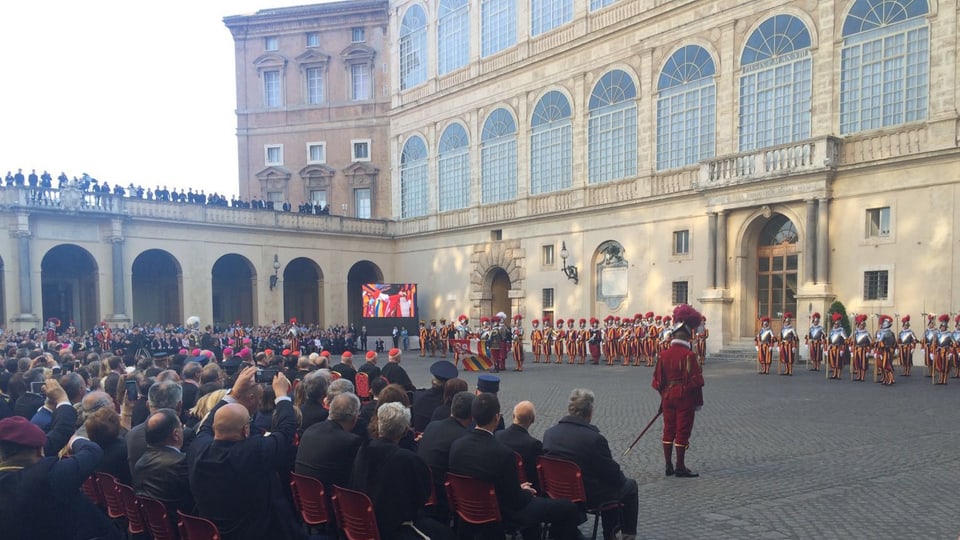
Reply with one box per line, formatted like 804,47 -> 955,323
255,368 -> 279,383
29,381 -> 45,395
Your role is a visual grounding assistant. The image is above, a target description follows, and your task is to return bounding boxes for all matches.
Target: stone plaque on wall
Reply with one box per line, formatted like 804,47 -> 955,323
596,241 -> 627,310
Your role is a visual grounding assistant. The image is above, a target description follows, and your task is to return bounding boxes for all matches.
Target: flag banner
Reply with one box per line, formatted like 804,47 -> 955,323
451,339 -> 493,371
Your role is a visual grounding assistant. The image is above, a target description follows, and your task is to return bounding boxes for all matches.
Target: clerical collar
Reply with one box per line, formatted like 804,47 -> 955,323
670,339 -> 692,349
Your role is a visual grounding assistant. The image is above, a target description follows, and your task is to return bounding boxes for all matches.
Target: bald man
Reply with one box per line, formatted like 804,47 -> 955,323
188,366 -> 303,540
495,400 -> 543,488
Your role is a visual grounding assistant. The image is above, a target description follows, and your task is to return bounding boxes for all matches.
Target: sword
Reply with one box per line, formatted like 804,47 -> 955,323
623,405 -> 663,457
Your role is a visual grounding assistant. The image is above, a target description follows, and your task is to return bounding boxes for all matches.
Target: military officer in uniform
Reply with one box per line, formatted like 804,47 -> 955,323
418,321 -> 429,357
553,318 -> 566,365
530,319 -> 544,364
603,316 -> 616,365
429,320 -> 441,357
805,312 -> 825,372
511,314 -> 525,371
920,314 -> 937,377
755,317 -> 774,375
659,317 -> 674,356
574,318 -> 588,365
952,316 -> 960,379
849,314 -> 872,382
778,313 -> 799,376
565,319 -> 577,365
643,312 -> 658,367
875,314 -> 896,385
652,304 -> 705,478
542,318 -> 554,364
693,316 -> 708,366
588,318 -> 602,365
826,312 -> 848,380
933,314 -> 952,385
897,315 -> 917,376
438,319 -> 449,358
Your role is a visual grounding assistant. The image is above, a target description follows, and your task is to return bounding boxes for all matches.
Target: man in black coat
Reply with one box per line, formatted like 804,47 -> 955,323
294,392 -> 362,492
357,351 -> 382,383
448,393 -> 583,540
134,408 -> 194,516
380,348 -> 416,392
417,391 -> 473,517
411,360 -> 458,432
188,366 -> 303,540
331,351 -> 358,386
13,368 -> 45,419
495,400 -> 542,489
542,388 -> 639,540
0,381 -> 121,540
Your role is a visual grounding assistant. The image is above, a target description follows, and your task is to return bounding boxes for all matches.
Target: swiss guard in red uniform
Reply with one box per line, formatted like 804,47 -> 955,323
755,317 -> 774,374
530,319 -> 544,363
897,315 -> 917,376
652,304 -> 705,478
588,317 -> 602,364
511,314 -> 524,371
778,313 -> 799,376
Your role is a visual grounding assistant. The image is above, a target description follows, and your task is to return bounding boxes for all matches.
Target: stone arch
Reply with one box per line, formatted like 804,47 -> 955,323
41,244 -> 99,332
347,260 -> 384,326
131,249 -> 183,325
211,254 -> 257,328
283,257 -> 324,326
470,240 -> 524,320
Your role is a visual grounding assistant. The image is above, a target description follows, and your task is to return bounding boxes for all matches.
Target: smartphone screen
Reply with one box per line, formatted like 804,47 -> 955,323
125,380 -> 139,401
30,381 -> 44,394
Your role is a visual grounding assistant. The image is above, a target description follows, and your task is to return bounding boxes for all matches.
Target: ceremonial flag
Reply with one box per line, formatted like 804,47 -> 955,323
451,339 -> 493,371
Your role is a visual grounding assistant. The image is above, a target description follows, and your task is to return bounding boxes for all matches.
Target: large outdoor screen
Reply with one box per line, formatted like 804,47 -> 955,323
361,283 -> 418,318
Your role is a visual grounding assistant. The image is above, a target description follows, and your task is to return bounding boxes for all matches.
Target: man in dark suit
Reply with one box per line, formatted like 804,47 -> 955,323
12,368 -> 45,419
357,350 -> 382,383
411,360 -> 458,432
126,380 -> 183,476
448,393 -> 583,540
188,366 -> 303,540
134,408 -> 194,516
495,400 -> 542,489
542,388 -> 639,540
294,392 -> 362,492
417,391 -> 473,517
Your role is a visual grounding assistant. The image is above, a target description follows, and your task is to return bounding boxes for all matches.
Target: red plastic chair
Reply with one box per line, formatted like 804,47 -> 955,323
115,481 -> 148,536
444,473 -> 505,537
177,511 -> 221,540
536,456 -> 622,540
81,474 -> 104,508
94,472 -> 126,520
514,452 -> 527,485
331,485 -> 381,540
355,371 -> 370,401
290,472 -> 331,529
138,495 -> 179,540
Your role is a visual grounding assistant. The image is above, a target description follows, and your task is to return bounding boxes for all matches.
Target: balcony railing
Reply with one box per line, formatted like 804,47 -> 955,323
1,186 -> 389,236
696,136 -> 840,190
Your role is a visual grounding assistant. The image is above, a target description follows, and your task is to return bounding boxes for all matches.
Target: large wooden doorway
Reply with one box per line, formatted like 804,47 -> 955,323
756,215 -> 798,334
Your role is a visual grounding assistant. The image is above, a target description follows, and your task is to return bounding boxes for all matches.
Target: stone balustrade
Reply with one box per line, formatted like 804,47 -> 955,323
697,136 -> 840,190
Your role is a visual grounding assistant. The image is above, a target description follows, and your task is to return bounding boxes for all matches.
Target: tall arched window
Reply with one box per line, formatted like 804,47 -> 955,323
400,136 -> 428,218
656,45 -> 716,170
438,0 -> 469,75
438,123 -> 470,211
530,91 -> 572,194
739,15 -> 812,151
840,0 -> 928,134
588,70 -> 637,183
400,5 -> 428,90
482,0 -> 516,57
531,0 -> 573,36
481,108 -> 517,204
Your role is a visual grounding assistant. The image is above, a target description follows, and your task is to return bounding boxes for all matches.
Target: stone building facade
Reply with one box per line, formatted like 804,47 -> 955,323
2,0 -> 958,354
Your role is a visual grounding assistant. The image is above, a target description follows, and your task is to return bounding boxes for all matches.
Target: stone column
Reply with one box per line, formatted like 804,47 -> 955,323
707,212 -> 717,288
805,199 -> 817,284
717,210 -> 728,288
17,234 -> 32,315
107,218 -> 129,324
817,198 -> 830,283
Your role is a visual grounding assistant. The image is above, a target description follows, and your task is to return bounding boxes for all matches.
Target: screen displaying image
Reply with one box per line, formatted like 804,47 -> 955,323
361,283 -> 417,318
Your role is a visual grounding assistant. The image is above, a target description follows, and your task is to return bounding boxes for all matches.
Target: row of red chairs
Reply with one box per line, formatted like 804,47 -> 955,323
288,455 -> 618,540
84,472 -> 219,540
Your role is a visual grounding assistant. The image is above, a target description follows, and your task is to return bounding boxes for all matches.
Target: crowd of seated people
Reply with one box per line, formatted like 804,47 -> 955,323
2,167 -> 342,216
0,320 -> 642,540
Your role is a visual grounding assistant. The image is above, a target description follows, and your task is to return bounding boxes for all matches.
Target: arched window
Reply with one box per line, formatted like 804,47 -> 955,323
438,0 -> 469,75
482,0 -> 516,57
481,108 -> 517,204
588,70 -> 637,183
531,0 -> 573,36
656,45 -> 716,170
400,136 -> 429,218
400,5 -> 428,90
840,0 -> 928,134
739,15 -> 812,151
438,123 -> 470,211
530,91 -> 572,195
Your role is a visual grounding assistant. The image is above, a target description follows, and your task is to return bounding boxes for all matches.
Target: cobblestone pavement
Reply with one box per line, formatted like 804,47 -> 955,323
397,352 -> 959,539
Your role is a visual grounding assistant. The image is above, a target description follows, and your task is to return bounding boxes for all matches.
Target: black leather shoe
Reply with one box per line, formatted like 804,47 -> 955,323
665,463 -> 674,476
674,468 -> 699,478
